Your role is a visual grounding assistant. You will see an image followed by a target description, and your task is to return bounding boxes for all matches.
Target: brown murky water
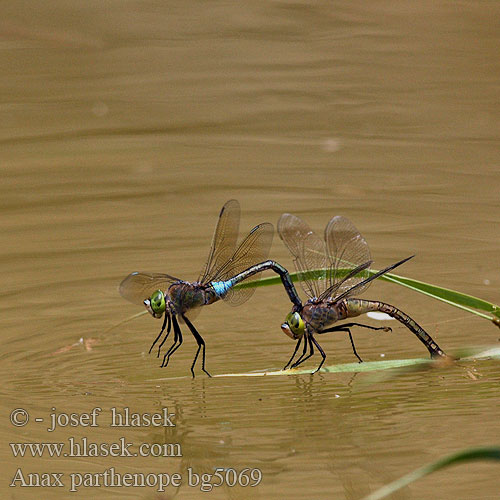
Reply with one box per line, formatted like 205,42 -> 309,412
1,2 -> 499,498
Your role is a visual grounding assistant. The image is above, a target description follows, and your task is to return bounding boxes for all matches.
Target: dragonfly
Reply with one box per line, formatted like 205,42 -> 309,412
277,213 -> 447,372
119,200 -> 299,377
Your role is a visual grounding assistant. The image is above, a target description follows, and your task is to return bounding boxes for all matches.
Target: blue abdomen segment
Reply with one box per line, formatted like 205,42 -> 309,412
211,280 -> 234,298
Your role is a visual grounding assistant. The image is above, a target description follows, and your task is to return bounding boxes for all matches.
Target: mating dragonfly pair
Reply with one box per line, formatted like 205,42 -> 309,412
120,200 -> 446,377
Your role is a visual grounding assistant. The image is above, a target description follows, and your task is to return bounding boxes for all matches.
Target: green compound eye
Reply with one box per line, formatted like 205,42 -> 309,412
150,290 -> 166,315
286,312 -> 305,337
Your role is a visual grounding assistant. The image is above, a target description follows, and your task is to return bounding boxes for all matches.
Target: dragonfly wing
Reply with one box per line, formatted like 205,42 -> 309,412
198,199 -> 240,284
322,215 -> 371,300
119,272 -> 178,306
183,306 -> 201,321
277,213 -> 328,299
333,255 -> 414,303
215,222 -> 274,306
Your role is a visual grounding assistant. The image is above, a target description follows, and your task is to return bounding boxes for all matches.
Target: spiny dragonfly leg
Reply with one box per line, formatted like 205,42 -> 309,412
182,314 -> 211,378
319,322 -> 392,363
319,322 -> 392,335
161,315 -> 183,368
319,325 -> 362,363
290,334 -> 309,368
148,313 -> 171,357
148,313 -> 168,355
283,337 -> 303,370
160,322 -> 178,367
156,313 -> 172,358
348,331 -> 362,363
291,333 -> 315,369
321,322 -> 392,334
310,336 -> 326,373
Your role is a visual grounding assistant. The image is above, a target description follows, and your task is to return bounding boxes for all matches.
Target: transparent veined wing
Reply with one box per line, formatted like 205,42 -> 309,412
180,307 -> 201,321
214,222 -> 274,306
333,255 -> 414,303
277,213 -> 329,299
119,272 -> 179,306
320,215 -> 371,301
198,199 -> 240,284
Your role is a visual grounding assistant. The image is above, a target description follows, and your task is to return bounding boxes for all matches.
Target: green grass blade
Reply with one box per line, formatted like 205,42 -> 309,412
362,446 -> 500,500
235,268 -> 500,323
378,272 -> 500,321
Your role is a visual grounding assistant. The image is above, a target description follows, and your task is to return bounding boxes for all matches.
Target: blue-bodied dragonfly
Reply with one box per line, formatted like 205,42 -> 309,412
120,200 -> 299,377
277,213 -> 447,372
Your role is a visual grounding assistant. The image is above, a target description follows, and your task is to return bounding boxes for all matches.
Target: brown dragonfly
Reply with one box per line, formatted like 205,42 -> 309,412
277,213 -> 447,372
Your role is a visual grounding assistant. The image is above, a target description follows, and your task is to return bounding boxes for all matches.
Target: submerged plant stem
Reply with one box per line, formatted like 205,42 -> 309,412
362,446 -> 500,500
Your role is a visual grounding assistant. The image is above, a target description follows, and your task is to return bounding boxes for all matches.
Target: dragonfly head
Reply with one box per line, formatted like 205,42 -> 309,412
281,311 -> 305,340
144,290 -> 166,318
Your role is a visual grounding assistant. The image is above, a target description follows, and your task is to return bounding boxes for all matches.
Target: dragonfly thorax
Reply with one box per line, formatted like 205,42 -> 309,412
168,282 -> 206,315
302,301 -> 341,332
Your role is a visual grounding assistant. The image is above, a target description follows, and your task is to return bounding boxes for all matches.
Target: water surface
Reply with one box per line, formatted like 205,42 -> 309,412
1,1 -> 499,498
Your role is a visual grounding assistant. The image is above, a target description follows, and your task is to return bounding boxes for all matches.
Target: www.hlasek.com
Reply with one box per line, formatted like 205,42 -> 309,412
10,437 -> 182,458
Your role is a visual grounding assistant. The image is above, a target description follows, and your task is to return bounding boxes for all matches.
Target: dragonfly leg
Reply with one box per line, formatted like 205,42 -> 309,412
152,313 -> 171,357
320,322 -> 391,335
160,325 -> 177,368
319,325 -> 363,363
321,322 -> 392,334
148,313 -> 168,355
161,314 -> 183,368
283,337 -> 303,370
319,322 -> 391,363
320,325 -> 363,362
310,336 -> 326,373
348,331 -> 362,363
291,333 -> 315,368
290,334 -> 310,368
182,314 -> 211,378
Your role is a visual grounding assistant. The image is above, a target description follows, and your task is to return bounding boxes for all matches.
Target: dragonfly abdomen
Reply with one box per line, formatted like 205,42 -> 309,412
210,260 -> 301,306
211,280 -> 235,298
344,298 -> 446,358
